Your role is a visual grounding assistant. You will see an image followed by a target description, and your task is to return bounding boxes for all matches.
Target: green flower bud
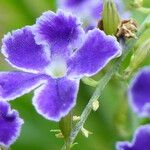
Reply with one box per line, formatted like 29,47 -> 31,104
138,14 -> 150,36
134,0 -> 143,8
135,28 -> 150,49
125,38 -> 150,77
102,0 -> 120,35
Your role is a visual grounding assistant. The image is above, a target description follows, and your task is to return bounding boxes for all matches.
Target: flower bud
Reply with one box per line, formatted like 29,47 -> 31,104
92,100 -> 99,111
73,116 -> 80,121
81,127 -> 93,138
125,38 -> 150,77
133,0 -> 143,8
138,14 -> 150,36
102,0 -> 120,35
55,132 -> 64,138
116,19 -> 138,39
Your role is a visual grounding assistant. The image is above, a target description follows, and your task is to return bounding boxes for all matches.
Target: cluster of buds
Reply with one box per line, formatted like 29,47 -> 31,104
101,0 -> 138,39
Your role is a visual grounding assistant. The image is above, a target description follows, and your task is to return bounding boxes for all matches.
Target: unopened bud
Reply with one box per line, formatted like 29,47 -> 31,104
50,129 -> 64,138
133,0 -> 143,8
92,100 -> 99,111
125,38 -> 150,77
55,132 -> 64,138
73,116 -> 80,121
81,127 -> 93,138
102,0 -> 120,35
138,14 -> 150,36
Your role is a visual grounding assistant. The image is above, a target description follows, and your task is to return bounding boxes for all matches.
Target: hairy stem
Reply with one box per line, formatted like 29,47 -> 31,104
70,39 -> 135,143
61,38 -> 136,150
61,12 -> 150,150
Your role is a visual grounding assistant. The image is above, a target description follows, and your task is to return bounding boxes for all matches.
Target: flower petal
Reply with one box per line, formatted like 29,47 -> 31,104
57,0 -> 92,14
0,71 -> 47,101
33,10 -> 85,58
57,0 -> 97,26
33,77 -> 79,121
0,100 -> 23,147
58,0 -> 89,8
128,67 -> 150,118
67,29 -> 121,78
116,125 -> 150,150
2,26 -> 50,73
90,1 -> 103,21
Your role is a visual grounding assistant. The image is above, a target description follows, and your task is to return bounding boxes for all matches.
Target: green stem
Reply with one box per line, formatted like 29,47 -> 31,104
61,39 -> 136,150
59,112 -> 72,150
71,40 -> 135,142
61,12 -> 150,150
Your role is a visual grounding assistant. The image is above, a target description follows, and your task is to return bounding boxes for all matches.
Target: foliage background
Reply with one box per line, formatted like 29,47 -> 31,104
0,0 -> 150,150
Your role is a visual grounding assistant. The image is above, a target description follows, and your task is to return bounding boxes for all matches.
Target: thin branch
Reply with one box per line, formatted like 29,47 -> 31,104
61,39 -> 136,150
71,39 -> 135,143
61,13 -> 150,150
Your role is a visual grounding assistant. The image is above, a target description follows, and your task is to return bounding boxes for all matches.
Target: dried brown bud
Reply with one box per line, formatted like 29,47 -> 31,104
116,19 -> 138,39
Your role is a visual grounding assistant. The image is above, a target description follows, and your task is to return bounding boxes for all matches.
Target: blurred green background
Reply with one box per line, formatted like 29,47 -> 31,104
0,0 -> 150,150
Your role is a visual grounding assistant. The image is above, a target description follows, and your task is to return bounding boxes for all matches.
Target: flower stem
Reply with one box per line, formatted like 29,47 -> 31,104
61,38 -> 136,150
61,13 -> 149,150
71,40 -> 135,142
59,111 -> 72,150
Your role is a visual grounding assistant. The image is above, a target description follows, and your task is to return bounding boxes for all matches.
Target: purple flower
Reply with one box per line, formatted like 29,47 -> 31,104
128,67 -> 150,118
116,125 -> 150,150
57,0 -> 130,26
0,10 -> 121,121
0,100 -> 23,147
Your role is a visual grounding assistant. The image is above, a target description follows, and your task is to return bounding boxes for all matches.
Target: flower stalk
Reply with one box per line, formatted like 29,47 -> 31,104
61,13 -> 149,149
59,112 -> 73,150
61,38 -> 136,150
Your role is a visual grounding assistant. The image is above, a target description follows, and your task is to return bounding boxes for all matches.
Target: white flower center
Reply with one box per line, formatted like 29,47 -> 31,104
45,56 -> 67,78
